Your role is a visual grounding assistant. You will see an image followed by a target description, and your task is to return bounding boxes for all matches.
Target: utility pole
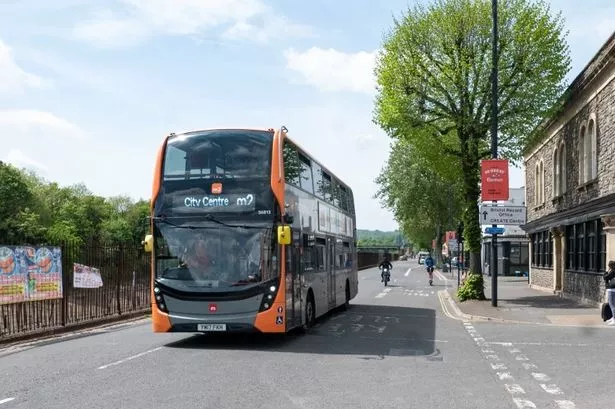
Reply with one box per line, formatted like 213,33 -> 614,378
490,0 -> 499,307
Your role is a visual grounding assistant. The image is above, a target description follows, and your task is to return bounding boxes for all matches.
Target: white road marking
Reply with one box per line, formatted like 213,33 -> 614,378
505,384 -> 526,394
0,398 -> 15,405
488,341 -> 605,347
531,373 -> 551,382
512,398 -> 537,408
497,372 -> 514,380
98,347 -> 162,370
404,268 -> 412,277
540,384 -> 564,395
461,322 -> 575,409
555,400 -> 577,409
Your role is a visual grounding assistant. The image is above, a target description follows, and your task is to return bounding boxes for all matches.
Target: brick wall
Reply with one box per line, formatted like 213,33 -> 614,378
563,271 -> 605,304
530,267 -> 553,289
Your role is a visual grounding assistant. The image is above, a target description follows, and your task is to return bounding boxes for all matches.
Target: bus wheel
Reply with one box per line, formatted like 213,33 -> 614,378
304,293 -> 315,329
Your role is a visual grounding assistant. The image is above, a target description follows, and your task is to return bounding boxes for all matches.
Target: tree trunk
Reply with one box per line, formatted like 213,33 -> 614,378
457,133 -> 486,300
434,224 -> 444,265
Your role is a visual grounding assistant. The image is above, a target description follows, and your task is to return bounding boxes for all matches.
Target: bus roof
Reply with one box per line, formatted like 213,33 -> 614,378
161,127 -> 354,196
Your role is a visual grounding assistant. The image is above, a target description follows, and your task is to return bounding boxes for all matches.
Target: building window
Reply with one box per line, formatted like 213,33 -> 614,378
553,143 -> 566,197
546,231 -> 553,267
575,223 -> 585,270
586,220 -> 596,271
579,122 -> 588,185
588,116 -> 598,180
579,115 -> 598,184
531,231 -> 552,268
566,225 -> 575,269
553,148 -> 560,197
534,160 -> 545,205
532,233 -> 539,267
563,219 -> 604,273
600,222 -> 606,272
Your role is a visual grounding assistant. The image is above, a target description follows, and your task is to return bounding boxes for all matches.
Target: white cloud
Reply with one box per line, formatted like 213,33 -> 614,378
0,110 -> 86,139
0,39 -> 44,93
284,47 -> 378,94
3,149 -> 49,172
72,0 -> 312,47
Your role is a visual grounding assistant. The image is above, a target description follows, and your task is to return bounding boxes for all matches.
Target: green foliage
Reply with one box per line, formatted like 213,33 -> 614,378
0,162 -> 149,245
457,272 -> 487,301
373,0 -> 571,290
357,229 -> 405,247
374,138 -> 463,253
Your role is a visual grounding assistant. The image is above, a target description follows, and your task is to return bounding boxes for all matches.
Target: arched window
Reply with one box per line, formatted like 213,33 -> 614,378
535,163 -> 541,204
588,115 -> 597,180
553,147 -> 560,197
540,160 -> 545,203
579,123 -> 586,184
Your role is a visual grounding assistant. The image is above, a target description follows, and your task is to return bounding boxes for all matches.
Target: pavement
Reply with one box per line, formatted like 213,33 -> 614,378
442,272 -> 606,327
0,260 -> 612,408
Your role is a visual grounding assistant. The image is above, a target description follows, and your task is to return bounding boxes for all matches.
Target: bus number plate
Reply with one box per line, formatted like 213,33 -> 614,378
197,323 -> 227,332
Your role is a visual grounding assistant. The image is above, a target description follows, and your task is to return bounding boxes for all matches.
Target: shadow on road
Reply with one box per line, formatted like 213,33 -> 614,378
165,304 -> 438,358
498,295 -> 595,309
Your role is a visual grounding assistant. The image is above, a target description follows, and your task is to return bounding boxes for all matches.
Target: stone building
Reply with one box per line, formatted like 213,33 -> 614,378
522,31 -> 615,305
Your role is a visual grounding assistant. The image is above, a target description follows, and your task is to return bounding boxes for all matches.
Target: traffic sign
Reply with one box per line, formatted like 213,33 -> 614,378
480,159 -> 509,201
485,227 -> 505,235
480,205 -> 527,225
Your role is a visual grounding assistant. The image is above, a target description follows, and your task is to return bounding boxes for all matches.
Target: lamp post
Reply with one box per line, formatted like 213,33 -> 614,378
490,0 -> 499,307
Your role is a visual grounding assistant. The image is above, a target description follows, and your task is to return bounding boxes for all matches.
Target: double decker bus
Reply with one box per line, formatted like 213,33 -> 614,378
142,126 -> 358,334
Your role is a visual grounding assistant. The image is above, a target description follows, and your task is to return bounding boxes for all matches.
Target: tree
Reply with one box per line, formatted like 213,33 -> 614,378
373,0 -> 570,299
375,138 -> 463,264
0,162 -> 35,241
0,164 -> 150,246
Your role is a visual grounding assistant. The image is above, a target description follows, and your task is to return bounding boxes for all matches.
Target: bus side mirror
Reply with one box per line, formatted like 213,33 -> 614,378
277,225 -> 291,245
142,234 -> 153,252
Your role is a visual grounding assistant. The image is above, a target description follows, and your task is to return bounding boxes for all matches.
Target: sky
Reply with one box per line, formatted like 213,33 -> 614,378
0,0 -> 613,231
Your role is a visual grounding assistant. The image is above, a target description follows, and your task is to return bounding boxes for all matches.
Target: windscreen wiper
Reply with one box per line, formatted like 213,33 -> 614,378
202,214 -> 266,229
152,214 -> 265,229
151,216 -> 211,230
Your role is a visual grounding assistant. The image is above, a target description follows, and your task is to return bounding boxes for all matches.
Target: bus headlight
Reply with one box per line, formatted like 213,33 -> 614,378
153,285 -> 167,312
259,282 -> 280,312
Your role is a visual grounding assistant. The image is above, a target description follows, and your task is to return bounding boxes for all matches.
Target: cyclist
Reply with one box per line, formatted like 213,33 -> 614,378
424,253 -> 435,285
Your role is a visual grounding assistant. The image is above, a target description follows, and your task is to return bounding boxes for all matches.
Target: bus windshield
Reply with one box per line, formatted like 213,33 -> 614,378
163,129 -> 273,181
153,220 -> 278,291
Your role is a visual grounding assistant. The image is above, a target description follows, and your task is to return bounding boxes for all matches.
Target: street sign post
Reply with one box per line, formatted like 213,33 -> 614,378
479,205 -> 527,225
485,227 -> 505,235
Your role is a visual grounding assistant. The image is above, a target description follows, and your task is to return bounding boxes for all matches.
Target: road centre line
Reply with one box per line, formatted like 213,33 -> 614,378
98,347 -> 162,370
0,398 -> 15,405
404,268 -> 411,277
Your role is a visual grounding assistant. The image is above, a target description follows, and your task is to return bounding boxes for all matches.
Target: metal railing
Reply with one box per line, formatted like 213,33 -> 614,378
0,238 -> 150,342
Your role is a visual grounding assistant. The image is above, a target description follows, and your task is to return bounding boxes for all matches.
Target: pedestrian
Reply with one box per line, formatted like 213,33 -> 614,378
603,261 -> 615,325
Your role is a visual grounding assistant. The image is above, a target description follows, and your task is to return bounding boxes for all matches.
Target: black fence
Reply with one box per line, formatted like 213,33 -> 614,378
357,250 -> 399,270
0,239 -> 150,343
0,240 -> 396,343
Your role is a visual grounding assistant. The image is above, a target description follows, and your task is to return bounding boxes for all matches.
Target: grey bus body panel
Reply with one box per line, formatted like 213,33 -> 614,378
163,293 -> 262,332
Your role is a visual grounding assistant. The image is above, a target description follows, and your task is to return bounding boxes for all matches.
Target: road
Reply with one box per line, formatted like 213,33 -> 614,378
0,260 -> 612,408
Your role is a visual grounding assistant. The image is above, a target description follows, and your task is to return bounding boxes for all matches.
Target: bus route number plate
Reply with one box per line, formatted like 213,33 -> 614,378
197,323 -> 227,332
